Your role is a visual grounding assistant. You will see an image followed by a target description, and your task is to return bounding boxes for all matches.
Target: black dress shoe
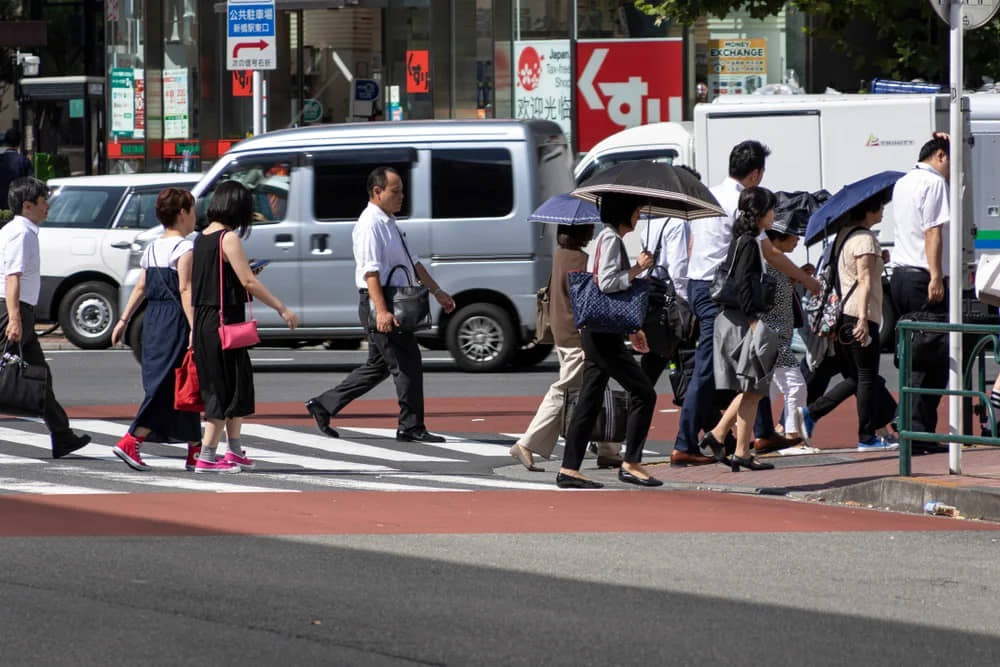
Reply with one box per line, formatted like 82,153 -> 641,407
596,455 -> 624,469
305,399 -> 339,438
396,429 -> 446,443
52,433 -> 91,459
555,473 -> 604,489
618,469 -> 664,487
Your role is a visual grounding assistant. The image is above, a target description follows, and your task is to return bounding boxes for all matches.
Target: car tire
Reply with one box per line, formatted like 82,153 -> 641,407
512,342 -> 554,368
445,303 -> 517,372
59,281 -> 117,350
126,310 -> 144,363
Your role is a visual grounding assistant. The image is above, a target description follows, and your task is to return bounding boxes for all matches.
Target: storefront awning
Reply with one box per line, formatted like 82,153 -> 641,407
18,76 -> 104,100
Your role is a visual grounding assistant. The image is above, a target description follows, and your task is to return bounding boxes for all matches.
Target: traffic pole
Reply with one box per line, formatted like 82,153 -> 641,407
253,70 -> 263,136
948,0 -> 963,475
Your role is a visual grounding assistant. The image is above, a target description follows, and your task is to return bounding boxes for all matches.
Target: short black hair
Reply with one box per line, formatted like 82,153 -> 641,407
848,190 -> 890,221
556,223 -> 594,248
205,180 -> 252,238
918,136 -> 949,162
728,140 -> 771,180
366,166 -> 399,198
598,193 -> 646,226
3,128 -> 21,148
8,176 -> 47,215
733,186 -> 776,238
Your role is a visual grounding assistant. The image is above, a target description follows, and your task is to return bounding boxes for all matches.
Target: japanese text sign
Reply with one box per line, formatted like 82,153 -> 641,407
406,50 -> 430,93
514,40 -> 572,144
227,0 -> 276,71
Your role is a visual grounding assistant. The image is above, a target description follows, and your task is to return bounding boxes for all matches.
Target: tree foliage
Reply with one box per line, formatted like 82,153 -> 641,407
634,0 -> 1000,88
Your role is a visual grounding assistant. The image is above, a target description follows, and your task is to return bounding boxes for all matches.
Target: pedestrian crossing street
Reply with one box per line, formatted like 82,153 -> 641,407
0,417 -> 580,496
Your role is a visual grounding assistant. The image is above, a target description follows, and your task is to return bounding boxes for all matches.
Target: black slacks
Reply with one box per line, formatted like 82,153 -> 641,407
562,330 -> 657,470
315,295 -> 425,432
890,268 -> 948,437
0,301 -> 73,443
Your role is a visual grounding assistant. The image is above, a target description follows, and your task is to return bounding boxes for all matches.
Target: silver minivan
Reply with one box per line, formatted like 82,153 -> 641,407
120,119 -> 574,371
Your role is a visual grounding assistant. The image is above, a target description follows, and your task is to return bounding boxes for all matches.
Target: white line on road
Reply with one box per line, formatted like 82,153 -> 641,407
259,473 -> 469,492
63,468 -> 299,494
386,474 -> 559,490
0,477 -> 125,495
342,427 -> 515,457
240,423 -> 462,463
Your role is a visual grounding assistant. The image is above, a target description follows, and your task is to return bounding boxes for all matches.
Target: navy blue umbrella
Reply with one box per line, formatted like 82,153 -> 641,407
804,171 -> 905,246
527,193 -> 601,225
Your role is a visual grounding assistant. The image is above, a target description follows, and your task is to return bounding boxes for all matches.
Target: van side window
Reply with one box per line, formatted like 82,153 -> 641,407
197,159 -> 292,228
117,189 -> 185,229
313,160 -> 412,220
46,187 -> 122,229
431,149 -> 513,219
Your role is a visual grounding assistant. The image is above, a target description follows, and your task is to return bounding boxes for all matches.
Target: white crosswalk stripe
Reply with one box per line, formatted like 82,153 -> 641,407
0,418 -> 581,495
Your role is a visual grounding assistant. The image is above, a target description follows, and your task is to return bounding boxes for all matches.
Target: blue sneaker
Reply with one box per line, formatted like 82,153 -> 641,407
857,436 -> 899,452
794,407 -> 815,446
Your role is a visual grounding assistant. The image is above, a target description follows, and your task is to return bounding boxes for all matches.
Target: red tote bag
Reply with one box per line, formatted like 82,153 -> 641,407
174,349 -> 204,412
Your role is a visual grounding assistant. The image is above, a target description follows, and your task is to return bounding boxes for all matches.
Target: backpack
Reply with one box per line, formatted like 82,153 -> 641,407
801,227 -> 866,337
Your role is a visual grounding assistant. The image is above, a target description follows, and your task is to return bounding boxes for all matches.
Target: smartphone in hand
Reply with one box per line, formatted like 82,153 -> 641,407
249,259 -> 272,271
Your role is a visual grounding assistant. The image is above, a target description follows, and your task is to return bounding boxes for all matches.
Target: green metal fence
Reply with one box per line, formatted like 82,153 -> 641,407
896,319 -> 1000,475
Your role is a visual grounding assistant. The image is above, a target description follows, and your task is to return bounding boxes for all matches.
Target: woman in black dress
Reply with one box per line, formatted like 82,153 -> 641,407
191,181 -> 298,473
112,188 -> 202,471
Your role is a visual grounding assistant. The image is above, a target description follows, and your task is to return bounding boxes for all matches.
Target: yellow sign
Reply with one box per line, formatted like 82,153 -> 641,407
707,38 -> 767,98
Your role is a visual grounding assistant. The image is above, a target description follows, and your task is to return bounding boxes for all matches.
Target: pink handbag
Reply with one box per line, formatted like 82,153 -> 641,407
216,231 -> 260,350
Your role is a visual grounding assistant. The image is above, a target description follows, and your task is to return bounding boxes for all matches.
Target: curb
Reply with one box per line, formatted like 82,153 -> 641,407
813,477 -> 1000,523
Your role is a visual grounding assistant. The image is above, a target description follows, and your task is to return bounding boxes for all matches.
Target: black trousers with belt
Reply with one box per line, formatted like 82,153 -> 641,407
890,267 -> 948,438
562,330 -> 657,470
0,300 -> 73,443
315,293 -> 425,433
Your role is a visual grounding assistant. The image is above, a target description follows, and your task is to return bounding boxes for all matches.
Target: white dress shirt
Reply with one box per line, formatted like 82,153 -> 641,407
688,177 -> 743,281
353,201 -> 421,289
642,217 -> 690,299
588,226 -> 632,293
0,215 -> 41,305
890,162 -> 950,274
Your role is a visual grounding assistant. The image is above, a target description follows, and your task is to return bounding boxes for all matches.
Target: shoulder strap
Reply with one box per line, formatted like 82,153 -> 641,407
831,226 -> 867,298
217,231 -> 254,327
393,221 -> 420,285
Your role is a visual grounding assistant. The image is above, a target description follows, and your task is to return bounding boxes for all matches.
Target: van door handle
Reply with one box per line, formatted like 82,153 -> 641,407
110,241 -> 132,249
274,233 -> 294,248
310,233 -> 331,255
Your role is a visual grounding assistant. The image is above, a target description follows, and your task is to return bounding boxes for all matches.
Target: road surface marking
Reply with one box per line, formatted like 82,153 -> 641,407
0,477 -> 124,495
240,423 -> 461,463
342,427 -> 515,457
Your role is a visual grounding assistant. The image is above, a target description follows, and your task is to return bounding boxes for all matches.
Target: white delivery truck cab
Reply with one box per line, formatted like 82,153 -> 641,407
574,121 -> 695,182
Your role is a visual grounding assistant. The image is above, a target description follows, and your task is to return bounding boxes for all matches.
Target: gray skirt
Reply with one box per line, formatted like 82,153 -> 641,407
713,308 -> 773,395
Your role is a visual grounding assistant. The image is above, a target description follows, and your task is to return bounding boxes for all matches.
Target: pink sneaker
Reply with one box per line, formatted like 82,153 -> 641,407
223,451 -> 255,471
194,458 -> 240,474
112,434 -> 152,471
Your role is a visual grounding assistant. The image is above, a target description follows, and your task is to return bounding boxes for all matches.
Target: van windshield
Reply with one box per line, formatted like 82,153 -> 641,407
576,148 -> 679,185
536,142 -> 574,203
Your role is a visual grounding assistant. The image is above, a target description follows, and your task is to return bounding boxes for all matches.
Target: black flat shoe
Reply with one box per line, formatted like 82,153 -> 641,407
52,433 -> 91,459
556,473 -> 604,489
697,432 -> 726,461
396,429 -> 446,443
305,399 -> 339,438
730,455 -> 775,472
596,455 -> 624,469
618,469 -> 664,487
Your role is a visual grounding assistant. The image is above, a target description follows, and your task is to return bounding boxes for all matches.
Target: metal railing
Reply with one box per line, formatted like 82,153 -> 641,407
896,320 -> 1000,475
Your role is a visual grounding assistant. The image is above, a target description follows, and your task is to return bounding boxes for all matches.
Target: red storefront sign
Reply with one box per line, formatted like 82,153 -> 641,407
575,39 -> 683,152
406,50 -> 430,93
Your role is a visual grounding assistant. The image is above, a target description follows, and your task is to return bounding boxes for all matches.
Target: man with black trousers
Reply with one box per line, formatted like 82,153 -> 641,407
304,166 -> 456,442
0,177 -> 90,457
0,128 -> 32,210
889,136 -> 951,454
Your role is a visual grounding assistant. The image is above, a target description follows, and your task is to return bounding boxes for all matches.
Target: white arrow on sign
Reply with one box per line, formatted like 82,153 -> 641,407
578,48 -> 608,110
930,0 -> 1000,30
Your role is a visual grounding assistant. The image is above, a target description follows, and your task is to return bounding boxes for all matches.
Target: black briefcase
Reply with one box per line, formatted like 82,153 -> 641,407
0,344 -> 48,416
560,387 -> 629,443
366,264 -> 432,333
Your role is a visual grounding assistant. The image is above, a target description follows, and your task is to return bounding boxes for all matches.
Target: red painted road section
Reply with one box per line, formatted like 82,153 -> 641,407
65,395 -> 939,449
1,490 -> 996,538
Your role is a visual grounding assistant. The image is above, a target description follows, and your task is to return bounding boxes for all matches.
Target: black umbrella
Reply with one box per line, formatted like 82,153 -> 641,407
571,160 -> 724,220
773,189 -> 831,236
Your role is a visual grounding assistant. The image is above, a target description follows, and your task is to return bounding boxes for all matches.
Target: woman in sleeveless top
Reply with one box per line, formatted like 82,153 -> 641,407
111,188 -> 202,471
557,193 -> 661,489
190,180 -> 299,473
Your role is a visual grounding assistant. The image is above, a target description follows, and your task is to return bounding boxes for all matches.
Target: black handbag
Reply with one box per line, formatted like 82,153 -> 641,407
0,342 -> 48,416
365,227 -> 432,333
560,387 -> 629,443
711,236 -> 776,312
644,267 -> 696,359
668,345 -> 696,407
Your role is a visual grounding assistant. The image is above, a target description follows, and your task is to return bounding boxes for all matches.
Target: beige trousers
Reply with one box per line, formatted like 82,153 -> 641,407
516,345 -> 620,459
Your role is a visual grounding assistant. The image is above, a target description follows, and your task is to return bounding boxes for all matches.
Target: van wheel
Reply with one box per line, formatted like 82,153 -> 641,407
880,296 -> 898,352
446,303 -> 516,372
59,282 -> 116,349
126,310 -> 144,363
513,342 -> 554,367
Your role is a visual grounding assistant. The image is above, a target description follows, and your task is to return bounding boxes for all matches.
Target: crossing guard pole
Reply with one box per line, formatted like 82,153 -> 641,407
253,70 -> 263,135
947,0 -> 964,474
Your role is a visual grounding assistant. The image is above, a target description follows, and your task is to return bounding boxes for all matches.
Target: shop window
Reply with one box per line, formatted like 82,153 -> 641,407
47,188 -> 122,229
313,158 -> 413,221
197,159 -> 292,228
431,149 -> 513,219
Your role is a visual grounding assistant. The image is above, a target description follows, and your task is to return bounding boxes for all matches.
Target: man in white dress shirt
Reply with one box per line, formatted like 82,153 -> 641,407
0,177 -> 90,457
673,141 -> 821,465
889,136 -> 950,453
305,166 -> 456,443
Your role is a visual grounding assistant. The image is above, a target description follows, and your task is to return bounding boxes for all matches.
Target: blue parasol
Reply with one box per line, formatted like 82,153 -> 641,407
527,193 -> 601,225
804,171 -> 905,246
